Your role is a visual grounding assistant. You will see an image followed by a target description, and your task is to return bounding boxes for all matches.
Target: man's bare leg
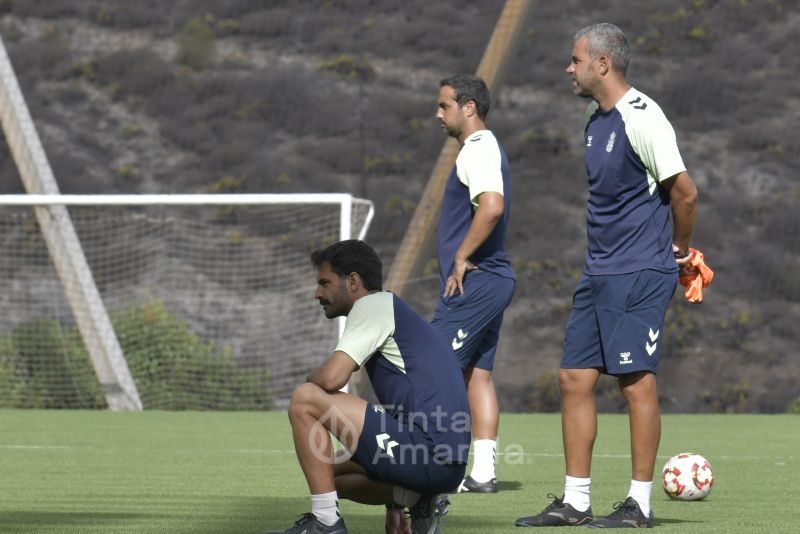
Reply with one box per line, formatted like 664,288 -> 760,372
288,383 -> 368,494
619,371 -> 660,482
560,368 -> 600,478
465,366 -> 499,441
462,366 -> 499,488
618,371 -> 660,518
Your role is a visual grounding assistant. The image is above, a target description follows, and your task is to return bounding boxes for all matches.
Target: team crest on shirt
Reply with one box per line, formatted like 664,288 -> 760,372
606,131 -> 616,153
586,135 -> 593,147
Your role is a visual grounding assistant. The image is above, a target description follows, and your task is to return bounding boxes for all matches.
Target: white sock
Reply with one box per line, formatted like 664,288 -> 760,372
392,486 -> 421,507
469,439 -> 497,482
627,479 -> 652,517
311,491 -> 340,526
563,475 -> 591,512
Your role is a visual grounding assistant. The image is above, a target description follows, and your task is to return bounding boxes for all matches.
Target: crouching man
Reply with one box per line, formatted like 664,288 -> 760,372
266,240 -> 471,534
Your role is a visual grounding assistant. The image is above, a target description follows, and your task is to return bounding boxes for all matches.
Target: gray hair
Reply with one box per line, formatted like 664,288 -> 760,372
575,23 -> 630,75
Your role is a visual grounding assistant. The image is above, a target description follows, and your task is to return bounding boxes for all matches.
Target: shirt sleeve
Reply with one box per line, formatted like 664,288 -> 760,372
335,293 -> 395,367
457,136 -> 504,206
627,113 -> 686,183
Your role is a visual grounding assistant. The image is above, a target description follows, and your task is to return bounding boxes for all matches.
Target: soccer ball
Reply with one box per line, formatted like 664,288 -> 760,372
661,453 -> 714,500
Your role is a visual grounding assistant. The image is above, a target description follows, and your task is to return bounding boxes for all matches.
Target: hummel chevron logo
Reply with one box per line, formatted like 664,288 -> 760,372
376,432 -> 398,458
645,328 -> 659,356
629,96 -> 648,110
451,329 -> 468,350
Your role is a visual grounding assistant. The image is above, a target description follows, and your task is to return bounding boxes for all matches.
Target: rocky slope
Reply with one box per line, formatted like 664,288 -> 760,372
1,0 -> 797,412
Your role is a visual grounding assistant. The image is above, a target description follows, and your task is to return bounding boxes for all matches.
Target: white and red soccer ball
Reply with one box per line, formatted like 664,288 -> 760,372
661,453 -> 714,500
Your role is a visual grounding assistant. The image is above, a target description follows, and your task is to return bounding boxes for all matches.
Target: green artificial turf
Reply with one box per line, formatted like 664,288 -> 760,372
0,410 -> 796,533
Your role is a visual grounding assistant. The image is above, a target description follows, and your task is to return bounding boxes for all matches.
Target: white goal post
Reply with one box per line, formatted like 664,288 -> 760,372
0,194 -> 373,410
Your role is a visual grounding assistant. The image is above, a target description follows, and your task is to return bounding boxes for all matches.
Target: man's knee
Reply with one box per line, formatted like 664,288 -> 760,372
619,372 -> 657,402
465,366 -> 493,387
288,382 -> 325,420
558,368 -> 596,397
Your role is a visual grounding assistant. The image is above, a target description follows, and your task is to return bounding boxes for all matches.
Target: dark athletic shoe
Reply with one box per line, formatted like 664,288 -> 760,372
515,493 -> 592,527
457,475 -> 498,493
587,497 -> 653,528
265,512 -> 348,534
409,493 -> 450,534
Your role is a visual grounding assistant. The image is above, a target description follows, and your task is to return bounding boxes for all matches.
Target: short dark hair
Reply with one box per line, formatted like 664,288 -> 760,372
310,239 -> 383,291
440,73 -> 490,120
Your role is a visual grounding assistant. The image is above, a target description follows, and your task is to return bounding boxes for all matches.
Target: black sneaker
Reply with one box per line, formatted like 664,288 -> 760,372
409,493 -> 450,534
587,497 -> 653,528
265,512 -> 348,534
515,493 -> 592,527
457,475 -> 498,493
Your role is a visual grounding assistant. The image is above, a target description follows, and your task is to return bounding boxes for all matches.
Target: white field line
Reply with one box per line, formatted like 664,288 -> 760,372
2,445 -> 792,462
227,449 -> 795,461
0,444 -> 77,449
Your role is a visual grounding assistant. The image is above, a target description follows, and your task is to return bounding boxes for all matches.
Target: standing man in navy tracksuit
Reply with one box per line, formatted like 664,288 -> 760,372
515,23 -> 698,529
432,74 -> 516,495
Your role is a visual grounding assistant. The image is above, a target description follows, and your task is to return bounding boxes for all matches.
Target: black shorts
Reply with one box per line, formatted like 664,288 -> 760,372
350,404 -> 466,494
431,270 -> 515,371
562,270 -> 677,375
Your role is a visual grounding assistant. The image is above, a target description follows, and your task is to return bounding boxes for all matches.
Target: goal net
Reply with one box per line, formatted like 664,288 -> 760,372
0,194 -> 373,410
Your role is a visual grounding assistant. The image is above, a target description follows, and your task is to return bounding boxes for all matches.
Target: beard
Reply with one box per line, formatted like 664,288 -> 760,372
319,299 -> 343,319
571,78 -> 588,97
441,122 -> 461,139
571,68 -> 598,98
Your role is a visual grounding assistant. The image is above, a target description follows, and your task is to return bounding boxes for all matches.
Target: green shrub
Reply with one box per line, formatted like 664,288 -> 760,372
0,318 -> 105,409
176,17 -> 216,70
0,300 -> 271,410
115,164 -> 139,178
319,54 -> 374,79
115,299 -> 271,410
701,382 -> 751,413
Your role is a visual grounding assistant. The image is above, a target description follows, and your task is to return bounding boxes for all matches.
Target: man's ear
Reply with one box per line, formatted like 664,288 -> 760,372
597,55 -> 611,76
346,271 -> 362,292
463,99 -> 477,118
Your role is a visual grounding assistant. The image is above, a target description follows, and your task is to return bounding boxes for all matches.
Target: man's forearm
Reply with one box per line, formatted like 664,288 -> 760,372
672,198 -> 696,253
667,172 -> 698,253
306,351 -> 355,392
455,193 -> 503,263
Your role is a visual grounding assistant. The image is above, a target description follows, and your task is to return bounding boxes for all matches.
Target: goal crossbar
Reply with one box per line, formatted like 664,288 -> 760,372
0,193 -> 360,205
0,194 -> 375,244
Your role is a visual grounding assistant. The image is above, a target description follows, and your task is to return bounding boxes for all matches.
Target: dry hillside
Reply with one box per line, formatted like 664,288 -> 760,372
0,0 -> 797,412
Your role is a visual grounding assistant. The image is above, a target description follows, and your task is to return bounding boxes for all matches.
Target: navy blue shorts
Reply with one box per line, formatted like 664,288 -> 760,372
561,270 -> 678,375
350,404 -> 466,495
431,270 -> 515,371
